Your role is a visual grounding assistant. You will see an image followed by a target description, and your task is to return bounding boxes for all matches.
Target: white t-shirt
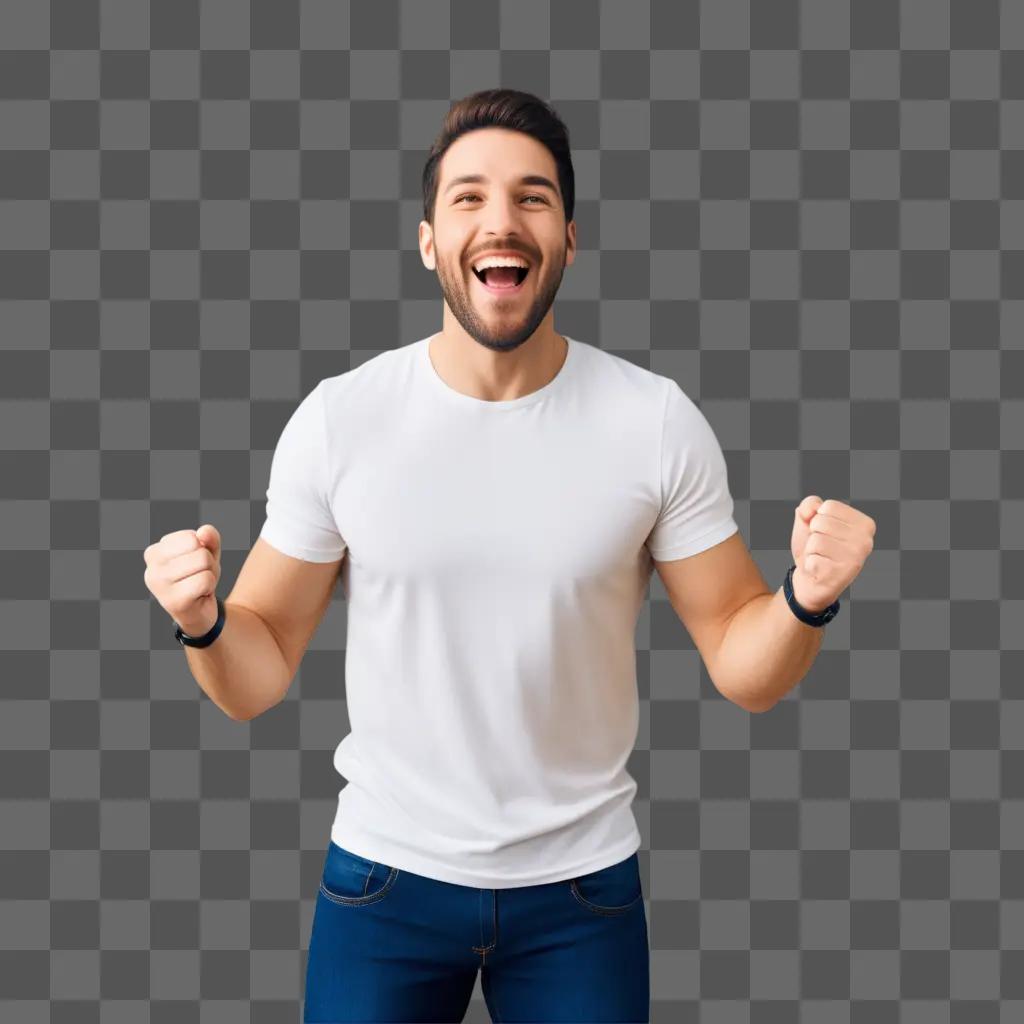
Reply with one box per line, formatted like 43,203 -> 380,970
259,333 -> 738,889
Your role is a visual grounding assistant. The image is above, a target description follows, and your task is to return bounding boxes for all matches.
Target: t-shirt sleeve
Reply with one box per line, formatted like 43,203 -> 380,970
645,379 -> 739,561
258,381 -> 347,563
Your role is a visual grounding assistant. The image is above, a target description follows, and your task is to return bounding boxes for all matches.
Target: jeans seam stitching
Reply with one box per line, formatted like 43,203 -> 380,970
319,867 -> 400,905
471,889 -> 497,954
569,878 -> 643,916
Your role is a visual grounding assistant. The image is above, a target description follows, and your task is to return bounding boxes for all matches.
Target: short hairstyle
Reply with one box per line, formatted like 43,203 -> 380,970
421,88 -> 575,227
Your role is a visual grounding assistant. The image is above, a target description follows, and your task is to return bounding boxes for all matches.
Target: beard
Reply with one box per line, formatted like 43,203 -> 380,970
434,244 -> 566,354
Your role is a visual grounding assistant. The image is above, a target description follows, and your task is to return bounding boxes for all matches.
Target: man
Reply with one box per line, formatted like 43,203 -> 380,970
157,88 -> 874,1023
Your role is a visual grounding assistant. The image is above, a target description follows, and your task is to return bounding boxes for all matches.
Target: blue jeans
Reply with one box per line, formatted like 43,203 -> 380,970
304,838 -> 650,1023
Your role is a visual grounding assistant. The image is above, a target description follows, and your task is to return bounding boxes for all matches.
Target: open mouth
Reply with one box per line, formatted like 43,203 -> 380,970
471,264 -> 531,295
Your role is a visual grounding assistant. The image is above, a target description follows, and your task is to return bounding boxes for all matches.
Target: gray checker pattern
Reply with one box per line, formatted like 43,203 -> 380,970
1,0 -> 1024,1022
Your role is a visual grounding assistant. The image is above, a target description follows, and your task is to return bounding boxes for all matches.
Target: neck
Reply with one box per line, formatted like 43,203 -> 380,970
428,323 -> 567,403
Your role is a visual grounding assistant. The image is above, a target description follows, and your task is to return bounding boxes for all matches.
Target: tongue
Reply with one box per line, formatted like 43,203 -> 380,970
482,266 -> 520,288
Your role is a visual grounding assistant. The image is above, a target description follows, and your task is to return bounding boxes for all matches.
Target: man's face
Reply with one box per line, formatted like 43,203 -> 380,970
419,127 -> 576,353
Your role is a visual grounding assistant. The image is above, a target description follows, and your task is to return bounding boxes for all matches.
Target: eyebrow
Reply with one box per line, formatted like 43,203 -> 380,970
443,173 -> 559,197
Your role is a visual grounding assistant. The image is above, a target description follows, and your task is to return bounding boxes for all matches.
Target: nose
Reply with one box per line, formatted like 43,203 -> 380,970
479,192 -> 524,238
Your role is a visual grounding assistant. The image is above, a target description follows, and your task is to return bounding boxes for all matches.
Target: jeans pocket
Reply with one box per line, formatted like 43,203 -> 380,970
319,840 -> 400,906
569,852 -> 643,916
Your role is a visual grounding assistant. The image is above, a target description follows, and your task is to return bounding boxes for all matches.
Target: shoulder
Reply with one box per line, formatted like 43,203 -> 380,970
571,338 -> 677,410
319,342 -> 412,410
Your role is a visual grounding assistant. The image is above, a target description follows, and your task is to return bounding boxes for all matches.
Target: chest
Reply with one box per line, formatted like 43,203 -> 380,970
331,417 -> 660,588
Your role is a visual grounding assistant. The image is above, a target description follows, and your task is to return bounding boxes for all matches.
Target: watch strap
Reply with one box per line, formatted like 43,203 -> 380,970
174,597 -> 227,648
783,564 -> 840,627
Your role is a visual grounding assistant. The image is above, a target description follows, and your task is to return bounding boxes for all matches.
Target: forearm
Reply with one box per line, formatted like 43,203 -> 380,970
713,579 -> 827,713
183,602 -> 291,721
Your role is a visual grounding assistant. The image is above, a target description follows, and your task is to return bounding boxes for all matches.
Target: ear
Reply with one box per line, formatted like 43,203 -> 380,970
418,220 -> 435,271
564,219 -> 576,268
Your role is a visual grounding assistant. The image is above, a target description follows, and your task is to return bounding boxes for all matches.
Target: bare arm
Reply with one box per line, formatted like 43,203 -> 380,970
709,577 -> 825,713
182,601 -> 293,721
653,532 -> 826,713
194,537 -> 344,720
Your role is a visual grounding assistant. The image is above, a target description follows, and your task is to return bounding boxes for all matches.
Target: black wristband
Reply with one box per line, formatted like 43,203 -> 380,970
783,564 -> 840,627
174,597 -> 227,648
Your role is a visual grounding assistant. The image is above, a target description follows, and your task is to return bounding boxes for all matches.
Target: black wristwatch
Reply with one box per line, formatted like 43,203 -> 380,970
783,564 -> 840,627
174,597 -> 227,648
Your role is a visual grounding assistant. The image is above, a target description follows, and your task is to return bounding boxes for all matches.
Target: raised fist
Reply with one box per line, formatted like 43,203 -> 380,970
143,524 -> 223,637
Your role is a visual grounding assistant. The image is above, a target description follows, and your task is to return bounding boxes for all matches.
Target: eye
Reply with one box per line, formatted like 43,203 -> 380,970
453,194 -> 549,205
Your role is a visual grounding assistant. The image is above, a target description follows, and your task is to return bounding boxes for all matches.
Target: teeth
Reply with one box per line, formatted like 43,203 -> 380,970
472,256 -> 529,272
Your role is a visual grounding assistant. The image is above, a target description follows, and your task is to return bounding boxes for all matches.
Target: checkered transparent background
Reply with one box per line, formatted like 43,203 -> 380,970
3,0 -> 1024,1021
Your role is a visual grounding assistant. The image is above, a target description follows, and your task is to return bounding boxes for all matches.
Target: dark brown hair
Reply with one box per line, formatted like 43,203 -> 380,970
422,88 -> 575,227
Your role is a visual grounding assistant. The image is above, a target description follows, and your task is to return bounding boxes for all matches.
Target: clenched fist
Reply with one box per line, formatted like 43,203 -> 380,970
143,524 -> 222,637
790,496 -> 875,613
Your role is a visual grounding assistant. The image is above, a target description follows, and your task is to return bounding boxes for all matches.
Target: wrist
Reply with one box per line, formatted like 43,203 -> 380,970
175,597 -> 227,648
177,608 -> 218,638
790,565 -> 832,613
